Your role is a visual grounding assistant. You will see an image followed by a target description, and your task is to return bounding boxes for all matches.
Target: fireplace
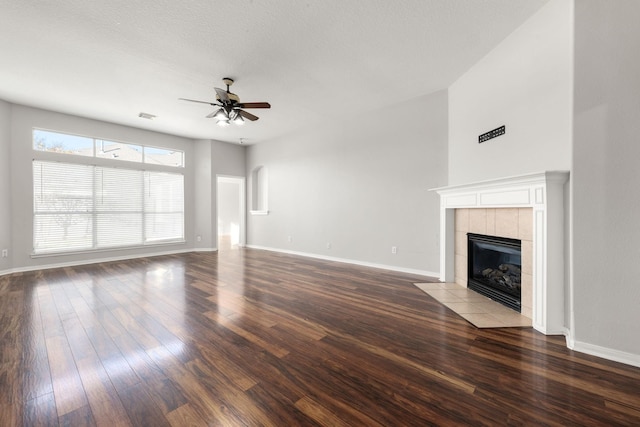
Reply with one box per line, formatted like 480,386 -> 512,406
467,233 -> 522,312
432,171 -> 569,335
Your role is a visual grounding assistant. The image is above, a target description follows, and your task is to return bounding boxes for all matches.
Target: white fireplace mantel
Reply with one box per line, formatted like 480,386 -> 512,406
431,171 -> 569,335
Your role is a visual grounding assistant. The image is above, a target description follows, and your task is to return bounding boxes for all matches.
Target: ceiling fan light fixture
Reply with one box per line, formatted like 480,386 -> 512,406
213,108 -> 228,121
232,114 -> 245,125
216,120 -> 230,127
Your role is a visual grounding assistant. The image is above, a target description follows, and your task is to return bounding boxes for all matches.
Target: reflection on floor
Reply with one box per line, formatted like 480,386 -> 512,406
218,234 -> 240,251
414,282 -> 532,328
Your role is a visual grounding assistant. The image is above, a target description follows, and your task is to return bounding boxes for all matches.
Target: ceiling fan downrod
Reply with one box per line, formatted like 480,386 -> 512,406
222,77 -> 234,93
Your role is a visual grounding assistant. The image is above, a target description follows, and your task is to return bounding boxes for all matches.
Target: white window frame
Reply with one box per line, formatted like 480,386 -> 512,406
31,129 -> 186,256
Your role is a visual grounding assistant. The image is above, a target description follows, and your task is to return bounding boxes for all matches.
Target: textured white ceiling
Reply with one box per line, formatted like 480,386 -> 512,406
0,0 -> 548,144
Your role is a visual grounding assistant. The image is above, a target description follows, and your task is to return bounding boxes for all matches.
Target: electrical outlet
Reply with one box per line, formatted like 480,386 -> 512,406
326,242 -> 331,249
391,246 -> 397,254
287,235 -> 292,243
196,235 -> 202,242
1,249 -> 7,258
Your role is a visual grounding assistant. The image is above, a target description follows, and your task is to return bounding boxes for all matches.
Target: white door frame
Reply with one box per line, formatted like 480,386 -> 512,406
216,175 -> 246,248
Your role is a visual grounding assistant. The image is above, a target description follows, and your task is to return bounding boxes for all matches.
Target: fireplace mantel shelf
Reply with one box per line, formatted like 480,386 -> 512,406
431,171 -> 568,192
431,171 -> 569,335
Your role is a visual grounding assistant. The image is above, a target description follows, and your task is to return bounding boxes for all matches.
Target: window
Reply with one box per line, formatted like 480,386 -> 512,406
96,139 -> 142,162
34,130 -> 94,157
33,161 -> 184,254
34,129 -> 185,167
144,146 -> 184,167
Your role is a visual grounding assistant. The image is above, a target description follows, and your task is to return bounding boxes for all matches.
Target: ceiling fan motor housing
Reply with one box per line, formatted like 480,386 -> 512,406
221,92 -> 240,103
218,78 -> 240,103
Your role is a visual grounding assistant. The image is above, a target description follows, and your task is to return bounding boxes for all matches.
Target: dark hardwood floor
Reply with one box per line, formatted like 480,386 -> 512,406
1,248 -> 639,426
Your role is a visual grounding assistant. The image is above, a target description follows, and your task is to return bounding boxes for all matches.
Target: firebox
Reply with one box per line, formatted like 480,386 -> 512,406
467,233 -> 522,312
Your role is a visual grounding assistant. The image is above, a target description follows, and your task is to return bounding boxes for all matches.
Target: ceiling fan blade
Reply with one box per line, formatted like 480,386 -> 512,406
238,109 -> 259,121
178,97 -> 217,105
214,87 -> 229,102
237,102 -> 271,109
205,111 -> 218,118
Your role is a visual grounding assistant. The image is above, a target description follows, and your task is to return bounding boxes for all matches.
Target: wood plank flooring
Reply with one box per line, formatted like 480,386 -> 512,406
1,248 -> 639,426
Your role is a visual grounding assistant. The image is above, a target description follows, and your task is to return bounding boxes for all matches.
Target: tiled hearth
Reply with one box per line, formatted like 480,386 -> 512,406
415,282 -> 532,328
432,171 -> 569,335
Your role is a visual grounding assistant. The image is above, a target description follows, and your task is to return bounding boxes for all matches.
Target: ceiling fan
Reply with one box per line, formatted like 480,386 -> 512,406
179,78 -> 271,127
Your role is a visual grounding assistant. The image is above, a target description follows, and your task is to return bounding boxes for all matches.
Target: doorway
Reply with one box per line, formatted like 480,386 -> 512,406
216,175 -> 246,251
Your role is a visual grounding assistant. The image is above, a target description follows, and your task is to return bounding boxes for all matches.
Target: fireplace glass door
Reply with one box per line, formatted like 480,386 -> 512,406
467,233 -> 522,312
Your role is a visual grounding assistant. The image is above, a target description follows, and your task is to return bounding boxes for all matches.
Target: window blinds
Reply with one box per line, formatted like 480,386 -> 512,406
33,160 -> 184,254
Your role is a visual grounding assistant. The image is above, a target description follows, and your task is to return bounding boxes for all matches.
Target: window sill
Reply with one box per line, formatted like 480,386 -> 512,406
31,240 -> 186,258
250,210 -> 269,216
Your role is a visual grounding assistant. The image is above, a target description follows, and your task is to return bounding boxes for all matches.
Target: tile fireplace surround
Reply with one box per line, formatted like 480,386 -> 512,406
432,171 -> 569,335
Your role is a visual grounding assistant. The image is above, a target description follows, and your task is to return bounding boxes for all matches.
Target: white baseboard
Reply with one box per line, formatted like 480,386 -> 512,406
193,247 -> 217,252
245,244 -> 439,278
569,339 -> 640,369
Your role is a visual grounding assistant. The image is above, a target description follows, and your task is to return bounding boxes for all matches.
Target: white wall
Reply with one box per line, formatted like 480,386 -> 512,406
572,0 -> 640,363
246,90 -> 448,275
448,0 -> 573,185
0,100 -> 11,273
9,105 -> 196,270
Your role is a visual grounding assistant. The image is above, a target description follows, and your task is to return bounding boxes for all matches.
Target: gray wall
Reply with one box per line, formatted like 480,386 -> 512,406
246,90 -> 448,275
0,100 -> 11,274
573,0 -> 640,359
448,0 -> 573,185
193,139 -> 246,250
194,139 -> 214,250
212,139 -> 245,177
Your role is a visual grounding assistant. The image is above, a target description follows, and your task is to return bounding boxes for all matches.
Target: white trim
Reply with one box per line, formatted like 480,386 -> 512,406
250,210 -> 269,216
431,171 -> 569,195
193,247 -> 217,252
246,244 -> 439,278
570,340 -> 640,369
